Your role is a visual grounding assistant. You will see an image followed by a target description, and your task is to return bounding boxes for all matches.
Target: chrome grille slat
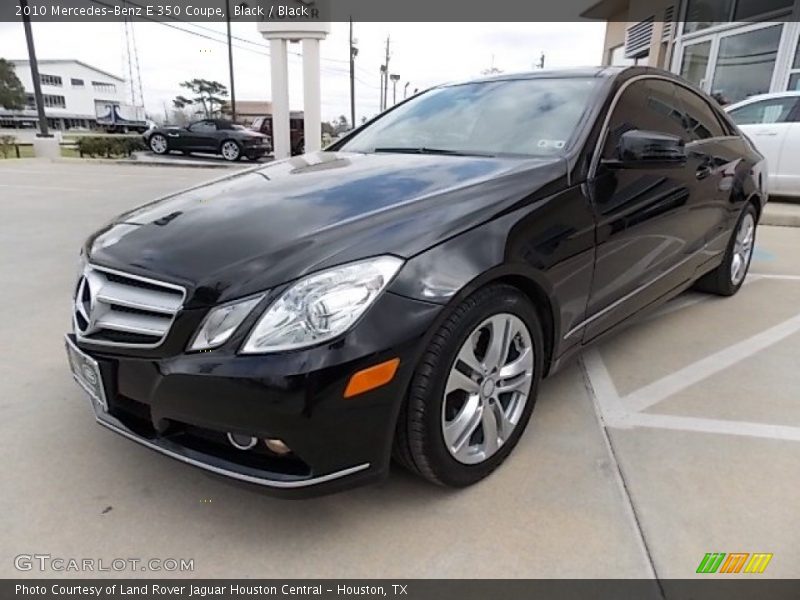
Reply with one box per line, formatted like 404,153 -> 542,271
73,264 -> 186,348
96,280 -> 182,314
96,311 -> 173,336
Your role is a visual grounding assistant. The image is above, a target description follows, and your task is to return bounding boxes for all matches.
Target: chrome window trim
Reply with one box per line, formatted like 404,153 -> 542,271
74,263 -> 187,350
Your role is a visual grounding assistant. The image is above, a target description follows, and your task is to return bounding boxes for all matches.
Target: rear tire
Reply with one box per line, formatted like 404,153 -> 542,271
148,134 -> 168,155
695,203 -> 758,296
220,139 -> 241,162
393,284 -> 544,487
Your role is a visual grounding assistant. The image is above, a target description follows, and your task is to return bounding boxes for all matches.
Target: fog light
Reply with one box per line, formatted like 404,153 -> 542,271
264,438 -> 291,455
227,432 -> 258,450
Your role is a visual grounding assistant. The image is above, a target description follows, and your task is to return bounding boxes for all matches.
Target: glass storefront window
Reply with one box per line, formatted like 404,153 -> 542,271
684,0 -> 733,34
734,0 -> 793,20
711,25 -> 783,104
683,0 -> 792,34
789,38 -> 800,91
680,41 -> 711,88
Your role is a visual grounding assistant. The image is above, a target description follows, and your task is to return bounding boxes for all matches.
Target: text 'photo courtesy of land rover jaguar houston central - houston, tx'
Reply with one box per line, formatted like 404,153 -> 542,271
66,67 -> 766,496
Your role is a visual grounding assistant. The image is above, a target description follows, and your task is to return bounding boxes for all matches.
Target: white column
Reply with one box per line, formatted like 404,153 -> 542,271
302,37 -> 322,153
270,38 -> 291,159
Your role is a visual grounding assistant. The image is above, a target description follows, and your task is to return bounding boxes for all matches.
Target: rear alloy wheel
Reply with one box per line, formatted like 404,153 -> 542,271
220,140 -> 241,161
695,204 -> 757,296
393,284 -> 543,487
149,134 -> 168,155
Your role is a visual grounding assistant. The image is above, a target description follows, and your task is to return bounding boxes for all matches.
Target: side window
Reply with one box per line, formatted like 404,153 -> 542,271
727,97 -> 800,125
188,120 -> 216,133
675,86 -> 726,140
603,79 -> 686,158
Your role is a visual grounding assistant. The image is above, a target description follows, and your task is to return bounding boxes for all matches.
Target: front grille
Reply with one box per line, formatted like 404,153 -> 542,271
73,264 -> 186,348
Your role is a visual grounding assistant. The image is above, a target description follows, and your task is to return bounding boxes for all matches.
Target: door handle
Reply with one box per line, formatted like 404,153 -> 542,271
696,166 -> 713,180
754,131 -> 778,136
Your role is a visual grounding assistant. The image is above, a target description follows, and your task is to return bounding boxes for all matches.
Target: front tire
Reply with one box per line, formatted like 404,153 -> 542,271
220,139 -> 241,162
695,204 -> 757,296
393,284 -> 544,487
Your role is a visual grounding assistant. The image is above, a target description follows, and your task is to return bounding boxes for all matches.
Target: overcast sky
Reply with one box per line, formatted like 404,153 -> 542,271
0,20 -> 606,123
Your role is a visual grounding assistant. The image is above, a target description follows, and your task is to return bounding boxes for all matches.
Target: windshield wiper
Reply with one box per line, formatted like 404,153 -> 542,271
372,147 -> 496,157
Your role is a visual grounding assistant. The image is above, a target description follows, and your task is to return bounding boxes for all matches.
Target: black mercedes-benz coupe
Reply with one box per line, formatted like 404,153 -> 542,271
144,119 -> 271,162
67,67 -> 766,496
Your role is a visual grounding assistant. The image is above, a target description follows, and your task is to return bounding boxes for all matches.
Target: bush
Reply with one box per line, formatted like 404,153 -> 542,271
0,134 -> 16,158
74,135 -> 145,158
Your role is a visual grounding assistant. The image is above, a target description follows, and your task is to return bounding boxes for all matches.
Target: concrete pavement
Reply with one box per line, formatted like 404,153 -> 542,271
0,160 -> 797,579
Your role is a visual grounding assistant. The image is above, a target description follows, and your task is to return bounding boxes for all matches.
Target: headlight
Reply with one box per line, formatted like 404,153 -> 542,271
241,256 -> 404,354
188,294 -> 264,351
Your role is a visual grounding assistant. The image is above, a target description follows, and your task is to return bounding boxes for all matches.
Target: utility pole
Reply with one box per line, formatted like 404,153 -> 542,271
20,0 -> 49,137
404,82 -> 410,99
390,74 -> 400,105
349,18 -> 358,128
226,0 -> 237,121
382,35 -> 391,111
379,65 -> 386,111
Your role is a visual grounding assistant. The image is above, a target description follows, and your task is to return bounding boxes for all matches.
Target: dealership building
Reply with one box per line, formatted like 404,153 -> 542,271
0,59 -> 126,130
584,0 -> 800,104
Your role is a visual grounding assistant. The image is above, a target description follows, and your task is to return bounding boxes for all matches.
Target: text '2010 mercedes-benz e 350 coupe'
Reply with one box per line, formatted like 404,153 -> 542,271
66,67 -> 766,496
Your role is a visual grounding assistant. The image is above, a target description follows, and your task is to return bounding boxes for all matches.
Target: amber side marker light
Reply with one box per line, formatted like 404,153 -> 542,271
344,358 -> 401,398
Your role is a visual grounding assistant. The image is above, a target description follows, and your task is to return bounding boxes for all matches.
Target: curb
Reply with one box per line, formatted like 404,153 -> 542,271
762,202 -> 800,228
51,157 -> 247,170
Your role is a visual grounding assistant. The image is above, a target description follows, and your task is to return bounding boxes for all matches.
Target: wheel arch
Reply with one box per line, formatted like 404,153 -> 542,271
747,192 -> 764,222
411,264 -> 560,377
218,137 -> 241,151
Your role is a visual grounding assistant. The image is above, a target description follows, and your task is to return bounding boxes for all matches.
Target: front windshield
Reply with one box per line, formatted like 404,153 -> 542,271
339,77 -> 600,157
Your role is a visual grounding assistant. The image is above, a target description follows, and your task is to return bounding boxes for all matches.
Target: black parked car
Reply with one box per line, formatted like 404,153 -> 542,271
67,67 -> 765,496
143,119 -> 271,161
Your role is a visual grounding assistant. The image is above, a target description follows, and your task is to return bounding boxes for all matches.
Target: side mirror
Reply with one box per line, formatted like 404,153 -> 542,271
602,129 -> 686,169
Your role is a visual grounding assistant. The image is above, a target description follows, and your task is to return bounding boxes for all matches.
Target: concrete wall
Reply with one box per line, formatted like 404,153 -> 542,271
599,0 -> 677,69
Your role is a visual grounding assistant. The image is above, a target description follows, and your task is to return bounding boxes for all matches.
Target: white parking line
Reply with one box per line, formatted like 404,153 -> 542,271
751,273 -> 800,281
0,183 -> 103,193
623,311 -> 800,413
581,273 -> 800,444
620,412 -> 800,442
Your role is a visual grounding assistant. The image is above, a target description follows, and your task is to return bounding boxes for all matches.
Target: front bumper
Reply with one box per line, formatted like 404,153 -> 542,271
68,291 -> 442,497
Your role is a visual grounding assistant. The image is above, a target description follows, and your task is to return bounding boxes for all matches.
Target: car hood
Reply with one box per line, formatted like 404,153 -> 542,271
88,151 -> 565,304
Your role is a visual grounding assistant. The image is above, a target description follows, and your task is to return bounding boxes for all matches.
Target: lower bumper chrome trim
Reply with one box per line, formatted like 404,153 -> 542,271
94,416 -> 371,489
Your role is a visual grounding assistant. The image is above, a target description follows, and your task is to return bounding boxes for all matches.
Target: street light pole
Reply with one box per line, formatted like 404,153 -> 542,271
225,0 -> 237,121
379,65 -> 386,111
349,18 -> 357,129
19,0 -> 49,137
404,82 -> 410,99
390,74 -> 400,105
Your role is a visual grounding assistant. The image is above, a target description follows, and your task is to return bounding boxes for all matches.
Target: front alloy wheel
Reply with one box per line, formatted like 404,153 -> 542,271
220,140 -> 241,161
149,134 -> 168,155
394,284 -> 543,487
442,314 -> 534,465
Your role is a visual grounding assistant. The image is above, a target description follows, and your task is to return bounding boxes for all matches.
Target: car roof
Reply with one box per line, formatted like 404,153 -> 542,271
444,66 -> 679,87
725,90 -> 800,111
